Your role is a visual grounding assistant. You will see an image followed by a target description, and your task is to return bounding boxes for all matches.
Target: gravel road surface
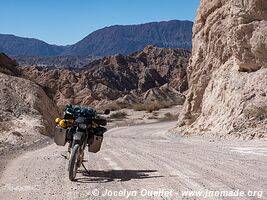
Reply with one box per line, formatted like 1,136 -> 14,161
0,122 -> 266,200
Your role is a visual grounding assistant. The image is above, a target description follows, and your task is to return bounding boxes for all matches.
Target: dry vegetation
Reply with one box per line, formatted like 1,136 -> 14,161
245,106 -> 267,121
104,101 -> 175,113
102,102 -> 129,111
147,112 -> 179,121
109,111 -> 128,119
133,101 -> 174,113
159,112 -> 179,122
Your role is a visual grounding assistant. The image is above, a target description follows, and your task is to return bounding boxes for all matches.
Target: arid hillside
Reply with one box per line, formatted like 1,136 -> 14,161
0,53 -> 59,147
177,0 -> 267,139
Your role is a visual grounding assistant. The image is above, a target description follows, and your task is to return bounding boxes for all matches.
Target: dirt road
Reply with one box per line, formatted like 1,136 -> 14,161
0,122 -> 266,200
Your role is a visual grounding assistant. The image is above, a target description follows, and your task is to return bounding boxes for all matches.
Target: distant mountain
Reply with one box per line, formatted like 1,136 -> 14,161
63,20 -> 193,56
0,20 -> 193,57
0,34 -> 64,56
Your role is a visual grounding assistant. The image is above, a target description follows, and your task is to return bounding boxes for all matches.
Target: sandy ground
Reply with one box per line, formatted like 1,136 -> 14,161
0,121 -> 266,200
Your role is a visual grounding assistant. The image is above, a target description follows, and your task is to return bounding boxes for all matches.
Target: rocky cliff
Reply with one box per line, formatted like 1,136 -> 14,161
177,0 -> 267,139
0,54 -> 59,146
21,46 -> 190,107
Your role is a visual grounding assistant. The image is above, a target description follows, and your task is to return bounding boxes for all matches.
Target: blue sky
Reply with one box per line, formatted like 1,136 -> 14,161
0,0 -> 199,45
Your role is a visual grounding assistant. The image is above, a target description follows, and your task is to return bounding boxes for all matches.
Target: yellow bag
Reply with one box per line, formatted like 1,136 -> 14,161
55,118 -> 74,129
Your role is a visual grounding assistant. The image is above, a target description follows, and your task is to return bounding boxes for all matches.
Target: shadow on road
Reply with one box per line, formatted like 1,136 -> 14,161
76,169 -> 162,183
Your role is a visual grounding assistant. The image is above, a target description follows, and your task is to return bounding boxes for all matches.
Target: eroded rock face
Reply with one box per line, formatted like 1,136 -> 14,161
22,46 -> 190,107
0,54 -> 59,146
177,0 -> 267,139
0,53 -> 20,76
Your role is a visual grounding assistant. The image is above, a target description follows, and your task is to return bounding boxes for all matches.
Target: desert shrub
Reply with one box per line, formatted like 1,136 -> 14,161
103,102 -> 130,111
164,112 -> 179,121
0,124 -> 10,132
102,102 -> 121,111
110,111 -> 128,119
131,103 -> 146,111
131,101 -> 174,112
147,112 -> 159,120
146,102 -> 162,113
245,106 -> 267,121
158,112 -> 179,121
100,100 -> 175,113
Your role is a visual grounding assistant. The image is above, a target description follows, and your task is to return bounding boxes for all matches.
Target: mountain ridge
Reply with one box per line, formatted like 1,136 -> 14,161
0,34 -> 65,56
0,20 -> 193,57
63,20 -> 193,56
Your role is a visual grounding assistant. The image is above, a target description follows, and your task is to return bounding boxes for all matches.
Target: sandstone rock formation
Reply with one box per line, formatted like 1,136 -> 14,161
114,84 -> 186,106
22,46 -> 190,107
0,54 -> 59,146
177,0 -> 267,139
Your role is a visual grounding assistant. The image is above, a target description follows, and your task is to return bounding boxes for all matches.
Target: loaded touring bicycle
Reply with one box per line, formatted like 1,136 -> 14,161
54,105 -> 110,181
